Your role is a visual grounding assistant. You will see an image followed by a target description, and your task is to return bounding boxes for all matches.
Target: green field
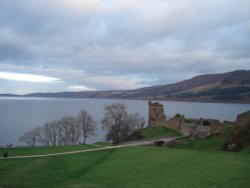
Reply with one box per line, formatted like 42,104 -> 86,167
0,144 -> 101,157
142,126 -> 182,138
1,146 -> 250,188
169,137 -> 225,151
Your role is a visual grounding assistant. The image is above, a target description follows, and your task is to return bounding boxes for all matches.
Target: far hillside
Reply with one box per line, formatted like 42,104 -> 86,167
4,70 -> 248,103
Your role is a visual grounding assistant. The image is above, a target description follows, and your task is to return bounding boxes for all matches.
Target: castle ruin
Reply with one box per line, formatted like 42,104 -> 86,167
236,110 -> 250,127
148,101 -> 166,126
148,101 -> 222,138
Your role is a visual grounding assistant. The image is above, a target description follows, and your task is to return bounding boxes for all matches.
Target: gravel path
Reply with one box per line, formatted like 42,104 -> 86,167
1,137 -> 179,160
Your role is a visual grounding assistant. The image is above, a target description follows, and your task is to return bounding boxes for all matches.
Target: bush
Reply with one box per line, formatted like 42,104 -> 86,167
224,121 -> 250,152
220,125 -> 236,142
3,152 -> 8,158
202,121 -> 210,126
174,114 -> 182,118
125,130 -> 145,141
184,118 -> 198,124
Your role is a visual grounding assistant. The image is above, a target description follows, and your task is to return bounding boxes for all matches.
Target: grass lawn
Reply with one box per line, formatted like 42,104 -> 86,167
0,144 -> 101,157
169,137 -> 226,151
0,146 -> 249,188
142,126 -> 182,138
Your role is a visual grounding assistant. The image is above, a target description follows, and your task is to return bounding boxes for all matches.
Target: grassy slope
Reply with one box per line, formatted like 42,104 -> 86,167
0,144 -> 100,157
142,126 -> 182,138
169,137 -> 225,151
1,147 -> 250,188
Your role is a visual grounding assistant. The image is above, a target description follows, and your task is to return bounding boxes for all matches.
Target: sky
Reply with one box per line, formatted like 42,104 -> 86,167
0,0 -> 250,94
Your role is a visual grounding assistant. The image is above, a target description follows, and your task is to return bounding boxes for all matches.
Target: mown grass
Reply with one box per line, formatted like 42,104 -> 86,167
93,141 -> 109,146
169,137 -> 225,151
0,144 -> 100,157
142,126 -> 182,138
0,146 -> 249,188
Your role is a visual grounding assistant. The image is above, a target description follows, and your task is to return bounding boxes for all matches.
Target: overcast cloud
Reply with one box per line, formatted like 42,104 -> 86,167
0,0 -> 249,94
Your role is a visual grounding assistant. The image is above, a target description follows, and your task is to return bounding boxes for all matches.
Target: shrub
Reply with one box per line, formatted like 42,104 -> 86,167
224,121 -> 250,152
125,130 -> 145,141
202,121 -> 210,126
184,118 -> 198,124
174,114 -> 182,118
3,152 -> 8,158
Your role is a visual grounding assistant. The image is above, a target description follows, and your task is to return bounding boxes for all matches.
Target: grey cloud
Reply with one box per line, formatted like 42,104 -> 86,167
0,0 -> 250,94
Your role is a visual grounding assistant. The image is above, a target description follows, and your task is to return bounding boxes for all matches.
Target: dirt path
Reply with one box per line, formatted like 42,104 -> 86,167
1,137 -> 179,160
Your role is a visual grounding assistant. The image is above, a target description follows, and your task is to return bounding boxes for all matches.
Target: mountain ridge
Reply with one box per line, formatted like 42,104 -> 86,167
1,70 -> 250,103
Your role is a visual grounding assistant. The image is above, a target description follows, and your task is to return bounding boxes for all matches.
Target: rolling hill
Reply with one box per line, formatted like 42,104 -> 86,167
121,70 -> 250,103
2,70 -> 250,103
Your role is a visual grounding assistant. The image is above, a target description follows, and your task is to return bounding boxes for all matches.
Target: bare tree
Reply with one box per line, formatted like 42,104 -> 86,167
19,110 -> 98,146
19,129 -> 38,146
59,116 -> 80,145
42,121 -> 60,146
101,102 -> 144,144
127,113 -> 146,131
101,103 -> 127,144
60,117 -> 73,145
78,110 -> 97,144
68,117 -> 81,145
36,126 -> 50,146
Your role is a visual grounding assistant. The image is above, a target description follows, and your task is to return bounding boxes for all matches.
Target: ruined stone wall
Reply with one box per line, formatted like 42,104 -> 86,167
165,118 -> 183,131
195,126 -> 212,138
236,110 -> 250,126
180,123 -> 196,137
147,100 -> 223,138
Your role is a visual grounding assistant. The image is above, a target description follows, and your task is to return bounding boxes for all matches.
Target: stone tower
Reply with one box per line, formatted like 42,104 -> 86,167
148,101 -> 166,126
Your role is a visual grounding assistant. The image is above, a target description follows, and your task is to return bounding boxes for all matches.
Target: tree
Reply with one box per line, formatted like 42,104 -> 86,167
19,129 -> 38,146
43,121 -> 60,146
77,110 -> 97,144
18,110 -> 97,146
60,116 -> 80,145
127,113 -> 145,131
36,126 -> 50,146
101,102 -> 144,144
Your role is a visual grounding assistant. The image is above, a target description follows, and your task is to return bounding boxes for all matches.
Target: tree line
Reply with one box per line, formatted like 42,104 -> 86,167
19,102 -> 145,146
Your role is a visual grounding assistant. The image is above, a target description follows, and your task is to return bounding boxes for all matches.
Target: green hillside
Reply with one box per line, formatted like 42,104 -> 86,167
3,70 -> 249,103
1,146 -> 249,188
0,144 -> 100,157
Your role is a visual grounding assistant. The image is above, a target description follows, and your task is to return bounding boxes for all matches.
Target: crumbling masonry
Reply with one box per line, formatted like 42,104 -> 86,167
148,101 -> 222,138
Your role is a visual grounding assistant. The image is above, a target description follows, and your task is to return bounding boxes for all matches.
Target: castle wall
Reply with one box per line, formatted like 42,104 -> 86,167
147,100 -> 223,138
236,110 -> 250,126
165,118 -> 183,131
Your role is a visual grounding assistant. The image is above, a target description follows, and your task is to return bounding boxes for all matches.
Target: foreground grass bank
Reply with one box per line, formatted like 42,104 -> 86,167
0,144 -> 101,157
1,146 -> 250,188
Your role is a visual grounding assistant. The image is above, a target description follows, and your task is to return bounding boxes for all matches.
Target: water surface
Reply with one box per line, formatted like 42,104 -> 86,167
0,97 -> 249,146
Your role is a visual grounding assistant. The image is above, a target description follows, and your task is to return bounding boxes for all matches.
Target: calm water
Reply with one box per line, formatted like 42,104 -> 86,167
0,97 -> 249,146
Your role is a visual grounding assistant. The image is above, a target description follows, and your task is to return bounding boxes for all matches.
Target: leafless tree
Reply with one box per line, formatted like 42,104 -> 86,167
19,110 -> 98,146
101,102 -> 144,144
127,113 -> 146,131
36,126 -> 50,146
60,116 -> 73,145
42,120 -> 60,146
77,110 -> 97,144
19,129 -> 38,146
59,116 -> 80,145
